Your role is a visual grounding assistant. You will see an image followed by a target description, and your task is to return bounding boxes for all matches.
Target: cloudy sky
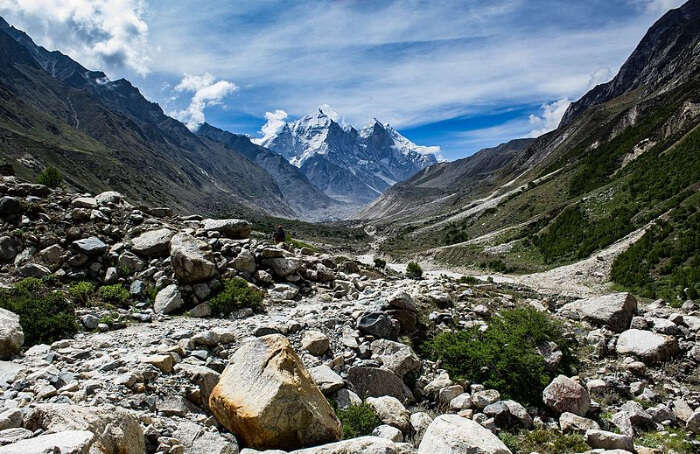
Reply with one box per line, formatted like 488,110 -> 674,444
0,0 -> 685,160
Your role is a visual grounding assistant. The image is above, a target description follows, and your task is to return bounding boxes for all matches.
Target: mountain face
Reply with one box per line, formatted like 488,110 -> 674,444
560,0 -> 700,126
0,17 -> 299,218
255,109 -> 439,204
195,123 -> 351,219
365,0 -> 699,295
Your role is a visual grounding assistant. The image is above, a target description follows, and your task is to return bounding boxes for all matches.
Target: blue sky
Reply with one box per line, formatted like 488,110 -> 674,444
0,0 -> 685,160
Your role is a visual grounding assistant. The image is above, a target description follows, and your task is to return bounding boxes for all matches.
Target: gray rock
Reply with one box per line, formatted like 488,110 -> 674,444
472,389 -> 501,409
366,396 -> 410,432
233,251 -> 256,274
0,197 -> 22,216
170,233 -> 217,283
542,375 -> 590,416
290,436 -> 413,453
347,366 -> 414,404
585,429 -> 634,451
202,218 -> 252,239
418,414 -> 511,454
309,365 -> 344,394
18,263 -> 51,278
72,237 -> 107,255
0,237 -> 20,262
131,228 -> 174,257
372,425 -> 403,442
0,430 -> 95,453
172,421 -> 238,454
559,412 -> 599,433
0,309 -> 23,360
370,339 -> 421,378
559,292 -> 637,332
302,331 -> 330,356
263,257 -> 302,278
616,329 -> 679,363
357,312 -> 397,339
154,284 -> 184,314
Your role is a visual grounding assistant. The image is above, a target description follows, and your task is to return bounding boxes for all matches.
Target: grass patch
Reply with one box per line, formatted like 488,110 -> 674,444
68,281 -> 95,306
209,278 -> 263,316
500,429 -> 589,454
335,404 -> 382,439
423,306 -> 574,406
98,284 -> 130,305
0,278 -> 78,346
636,428 -> 698,453
285,236 -> 318,252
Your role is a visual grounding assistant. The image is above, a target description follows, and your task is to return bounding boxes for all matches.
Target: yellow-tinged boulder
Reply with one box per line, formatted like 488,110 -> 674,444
209,334 -> 342,450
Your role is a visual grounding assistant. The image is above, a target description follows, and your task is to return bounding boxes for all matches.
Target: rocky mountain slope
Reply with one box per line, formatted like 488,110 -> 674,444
363,0 -> 699,307
0,174 -> 698,453
195,123 -> 351,220
0,16 -> 343,220
256,109 -> 439,204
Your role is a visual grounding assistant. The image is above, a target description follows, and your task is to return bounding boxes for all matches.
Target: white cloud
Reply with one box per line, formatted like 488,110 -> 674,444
173,73 -> 237,131
0,0 -> 150,75
528,98 -> 571,138
252,109 -> 289,144
587,67 -> 614,90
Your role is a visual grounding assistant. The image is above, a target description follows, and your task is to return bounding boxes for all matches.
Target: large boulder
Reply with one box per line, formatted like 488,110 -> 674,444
263,257 -> 302,278
347,366 -> 414,404
0,236 -> 20,262
357,312 -> 398,339
616,329 -> 679,363
131,228 -> 174,257
370,339 -> 421,378
366,396 -> 410,432
23,403 -> 145,454
559,292 -> 637,332
0,309 -> 23,360
202,219 -> 251,239
585,429 -> 634,451
170,233 -> 217,283
154,284 -> 184,315
209,334 -> 342,450
0,430 -> 95,453
290,436 -> 414,453
542,375 -> 590,416
418,414 -> 512,454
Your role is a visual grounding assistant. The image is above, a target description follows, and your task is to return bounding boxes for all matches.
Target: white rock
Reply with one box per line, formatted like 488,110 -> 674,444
418,414 -> 511,454
616,329 -> 679,363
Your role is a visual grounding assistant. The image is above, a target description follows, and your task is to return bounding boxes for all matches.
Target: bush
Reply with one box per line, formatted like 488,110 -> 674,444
406,261 -> 423,279
209,278 -> 263,316
37,167 -> 63,188
0,278 -> 78,346
458,275 -> 479,285
373,257 -> 386,269
423,307 -> 574,406
98,284 -> 130,305
335,404 -> 382,439
68,281 -> 95,305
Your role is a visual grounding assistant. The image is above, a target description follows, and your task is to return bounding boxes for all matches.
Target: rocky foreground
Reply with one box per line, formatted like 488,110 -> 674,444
0,175 -> 698,453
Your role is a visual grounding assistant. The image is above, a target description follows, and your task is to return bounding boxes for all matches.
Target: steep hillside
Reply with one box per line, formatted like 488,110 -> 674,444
368,0 -> 700,303
0,17 -> 295,218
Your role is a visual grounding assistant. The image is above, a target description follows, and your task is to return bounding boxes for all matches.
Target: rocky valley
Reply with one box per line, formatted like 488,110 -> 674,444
0,1 -> 699,453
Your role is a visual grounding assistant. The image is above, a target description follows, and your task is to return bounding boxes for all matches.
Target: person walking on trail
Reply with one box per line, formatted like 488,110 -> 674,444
273,225 -> 286,243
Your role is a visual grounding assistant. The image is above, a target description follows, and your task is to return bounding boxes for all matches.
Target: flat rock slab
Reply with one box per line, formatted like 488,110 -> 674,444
559,292 -> 637,332
616,329 -> 678,363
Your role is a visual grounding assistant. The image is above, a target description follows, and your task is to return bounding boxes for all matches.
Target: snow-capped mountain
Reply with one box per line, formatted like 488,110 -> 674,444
254,109 -> 440,204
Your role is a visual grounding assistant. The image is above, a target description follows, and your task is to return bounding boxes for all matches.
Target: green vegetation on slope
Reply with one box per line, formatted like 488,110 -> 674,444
0,278 -> 78,346
423,307 -> 574,406
611,195 -> 699,305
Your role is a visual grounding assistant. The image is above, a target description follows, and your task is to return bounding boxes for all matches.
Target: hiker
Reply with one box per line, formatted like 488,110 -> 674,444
273,225 -> 286,243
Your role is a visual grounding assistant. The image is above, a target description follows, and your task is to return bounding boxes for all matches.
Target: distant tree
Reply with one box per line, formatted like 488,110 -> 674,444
37,167 -> 63,188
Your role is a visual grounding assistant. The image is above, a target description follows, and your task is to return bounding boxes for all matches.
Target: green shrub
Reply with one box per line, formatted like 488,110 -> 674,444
68,281 -> 95,305
423,307 -> 574,406
37,167 -> 63,188
458,275 -> 479,285
406,261 -> 423,279
636,428 -> 698,453
209,278 -> 263,316
335,404 -> 382,439
373,258 -> 386,269
500,429 -> 588,454
98,284 -> 129,305
285,236 -> 318,252
0,278 -> 78,346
